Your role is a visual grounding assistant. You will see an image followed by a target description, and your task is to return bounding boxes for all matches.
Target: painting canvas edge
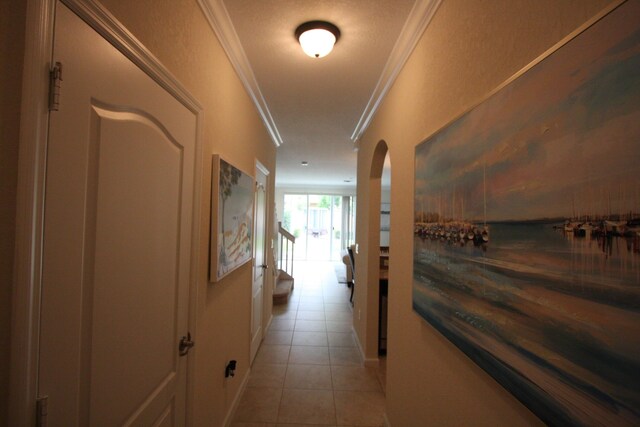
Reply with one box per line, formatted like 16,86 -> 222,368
209,154 -> 255,283
412,1 -> 640,425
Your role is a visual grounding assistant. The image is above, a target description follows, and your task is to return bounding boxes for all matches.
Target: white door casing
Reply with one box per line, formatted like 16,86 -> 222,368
37,3 -> 198,425
250,163 -> 269,363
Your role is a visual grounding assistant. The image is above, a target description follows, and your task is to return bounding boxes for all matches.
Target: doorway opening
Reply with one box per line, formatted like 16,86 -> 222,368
283,194 -> 355,261
379,151 -> 390,359
362,140 -> 390,374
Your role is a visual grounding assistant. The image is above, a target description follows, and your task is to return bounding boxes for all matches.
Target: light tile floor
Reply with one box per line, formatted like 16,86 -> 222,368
232,261 -> 386,427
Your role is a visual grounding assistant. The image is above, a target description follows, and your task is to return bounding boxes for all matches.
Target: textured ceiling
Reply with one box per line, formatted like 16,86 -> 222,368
221,0 -> 420,189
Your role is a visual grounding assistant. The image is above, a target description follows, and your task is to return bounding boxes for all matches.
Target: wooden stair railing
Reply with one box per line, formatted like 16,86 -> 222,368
278,221 -> 295,277
274,222 -> 296,304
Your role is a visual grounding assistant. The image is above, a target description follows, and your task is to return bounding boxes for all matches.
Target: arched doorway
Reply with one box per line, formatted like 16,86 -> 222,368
363,140 -> 390,380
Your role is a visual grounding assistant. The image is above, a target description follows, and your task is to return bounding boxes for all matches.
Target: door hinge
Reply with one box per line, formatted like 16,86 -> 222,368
49,61 -> 63,111
36,395 -> 48,427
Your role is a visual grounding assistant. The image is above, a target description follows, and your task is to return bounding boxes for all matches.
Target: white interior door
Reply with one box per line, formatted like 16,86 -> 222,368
250,164 -> 269,363
37,4 -> 196,425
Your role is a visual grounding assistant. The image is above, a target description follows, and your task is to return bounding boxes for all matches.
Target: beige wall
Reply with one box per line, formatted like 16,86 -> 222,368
7,0 -> 275,425
98,1 -> 277,424
0,0 -> 27,423
98,1 -> 278,424
353,0 -> 613,425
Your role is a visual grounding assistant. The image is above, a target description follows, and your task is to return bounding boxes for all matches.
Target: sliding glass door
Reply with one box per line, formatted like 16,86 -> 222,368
283,194 -> 351,261
283,195 -> 308,260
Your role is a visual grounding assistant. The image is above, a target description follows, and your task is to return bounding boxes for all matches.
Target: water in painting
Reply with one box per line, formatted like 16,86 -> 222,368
413,2 -> 640,425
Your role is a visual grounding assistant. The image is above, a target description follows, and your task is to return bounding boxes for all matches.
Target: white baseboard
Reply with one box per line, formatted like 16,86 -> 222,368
222,366 -> 251,427
224,315 -> 271,426
383,412 -> 392,427
265,314 -> 273,332
352,326 -> 379,368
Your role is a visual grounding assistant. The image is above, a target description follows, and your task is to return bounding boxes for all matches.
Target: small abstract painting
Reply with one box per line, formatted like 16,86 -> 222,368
210,155 -> 254,282
413,2 -> 640,425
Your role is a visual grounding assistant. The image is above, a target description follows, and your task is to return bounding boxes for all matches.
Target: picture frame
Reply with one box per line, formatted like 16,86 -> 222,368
210,155 -> 255,282
413,2 -> 640,425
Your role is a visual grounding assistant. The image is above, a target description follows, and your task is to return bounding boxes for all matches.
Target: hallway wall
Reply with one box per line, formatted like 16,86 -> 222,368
354,0 -> 614,425
6,0 -> 276,425
97,1 -> 277,423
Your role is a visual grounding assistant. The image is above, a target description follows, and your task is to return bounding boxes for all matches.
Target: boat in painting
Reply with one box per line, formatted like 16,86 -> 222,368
413,2 -> 640,425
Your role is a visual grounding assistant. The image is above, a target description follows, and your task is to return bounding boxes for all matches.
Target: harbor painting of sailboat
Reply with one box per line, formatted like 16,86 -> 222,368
413,2 -> 640,426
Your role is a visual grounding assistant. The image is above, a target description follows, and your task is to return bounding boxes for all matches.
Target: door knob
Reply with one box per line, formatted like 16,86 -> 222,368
179,332 -> 194,356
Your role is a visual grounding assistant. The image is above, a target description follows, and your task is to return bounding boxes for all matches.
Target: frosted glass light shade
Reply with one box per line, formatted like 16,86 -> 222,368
295,21 -> 341,59
299,29 -> 336,58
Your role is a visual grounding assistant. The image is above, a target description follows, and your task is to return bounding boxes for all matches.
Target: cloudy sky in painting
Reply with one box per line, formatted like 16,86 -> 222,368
219,162 -> 254,231
415,10 -> 640,222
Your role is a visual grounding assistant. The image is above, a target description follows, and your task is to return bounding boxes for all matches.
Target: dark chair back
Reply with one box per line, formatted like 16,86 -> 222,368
347,246 -> 355,305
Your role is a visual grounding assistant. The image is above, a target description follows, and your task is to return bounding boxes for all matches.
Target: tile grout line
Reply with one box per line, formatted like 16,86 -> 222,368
237,262 -> 385,426
325,274 -> 340,426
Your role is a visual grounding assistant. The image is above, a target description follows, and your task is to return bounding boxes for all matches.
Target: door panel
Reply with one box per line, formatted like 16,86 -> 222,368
88,106 -> 182,425
250,166 -> 268,362
38,4 -> 195,425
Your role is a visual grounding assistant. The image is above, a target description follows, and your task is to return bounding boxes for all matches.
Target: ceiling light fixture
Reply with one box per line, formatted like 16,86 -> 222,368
295,21 -> 341,58
301,161 -> 309,166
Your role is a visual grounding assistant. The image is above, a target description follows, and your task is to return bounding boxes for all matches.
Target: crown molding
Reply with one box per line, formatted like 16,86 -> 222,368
66,0 -> 204,114
350,0 -> 442,145
198,0 -> 283,147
